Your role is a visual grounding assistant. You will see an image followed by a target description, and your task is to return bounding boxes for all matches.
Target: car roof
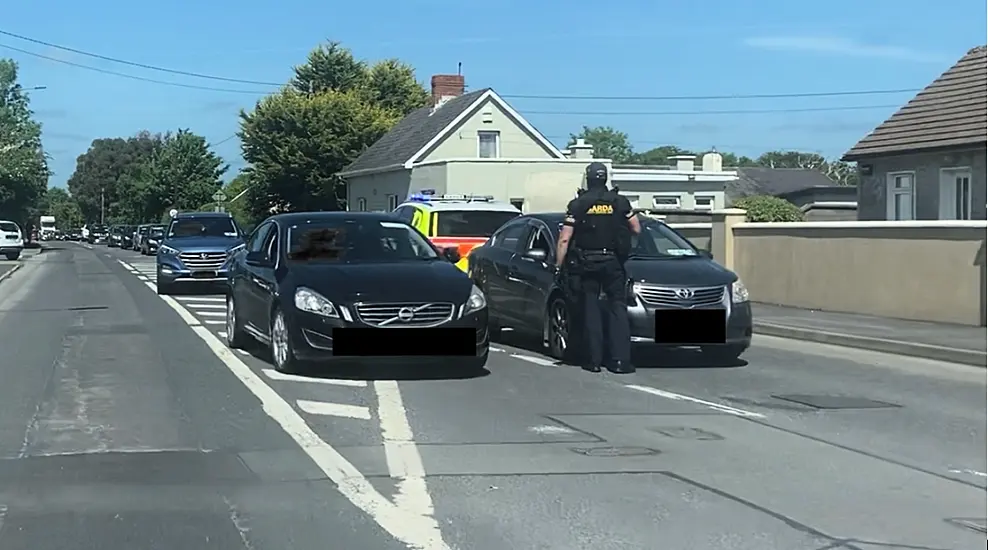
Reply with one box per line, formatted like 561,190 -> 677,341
401,200 -> 520,213
270,211 -> 397,225
173,212 -> 233,219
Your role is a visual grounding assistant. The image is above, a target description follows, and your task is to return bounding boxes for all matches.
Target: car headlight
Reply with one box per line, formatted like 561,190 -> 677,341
159,244 -> 180,255
148,239 -> 158,245
464,284 -> 487,314
294,287 -> 339,318
731,279 -> 749,303
227,243 -> 245,256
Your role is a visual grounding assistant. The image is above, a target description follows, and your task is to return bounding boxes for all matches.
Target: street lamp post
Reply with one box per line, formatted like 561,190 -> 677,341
100,187 -> 105,225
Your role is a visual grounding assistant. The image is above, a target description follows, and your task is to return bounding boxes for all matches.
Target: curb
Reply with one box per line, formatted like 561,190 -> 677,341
0,264 -> 22,285
753,321 -> 986,367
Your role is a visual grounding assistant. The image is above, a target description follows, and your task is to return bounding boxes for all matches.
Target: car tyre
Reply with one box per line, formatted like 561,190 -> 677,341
225,295 -> 250,349
270,308 -> 302,374
545,296 -> 569,361
4,251 -> 19,261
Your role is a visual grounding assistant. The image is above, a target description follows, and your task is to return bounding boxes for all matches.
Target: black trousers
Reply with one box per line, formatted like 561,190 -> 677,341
577,254 -> 631,367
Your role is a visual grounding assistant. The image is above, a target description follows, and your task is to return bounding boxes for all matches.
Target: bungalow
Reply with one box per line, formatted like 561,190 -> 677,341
842,45 -> 987,221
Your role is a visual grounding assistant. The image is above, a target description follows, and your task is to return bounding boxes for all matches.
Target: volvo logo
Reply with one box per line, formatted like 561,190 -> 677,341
674,288 -> 694,299
397,307 -> 415,322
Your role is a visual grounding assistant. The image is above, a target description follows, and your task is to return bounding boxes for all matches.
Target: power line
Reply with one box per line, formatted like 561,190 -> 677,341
501,89 -> 921,101
523,104 -> 900,116
0,28 -> 282,87
0,43 -> 272,94
209,134 -> 238,147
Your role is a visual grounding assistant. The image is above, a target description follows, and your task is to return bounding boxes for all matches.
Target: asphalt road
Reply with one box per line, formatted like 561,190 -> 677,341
0,241 -> 983,550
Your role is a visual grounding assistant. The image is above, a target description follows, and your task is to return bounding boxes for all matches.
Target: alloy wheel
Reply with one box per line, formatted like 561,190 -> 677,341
272,312 -> 290,369
225,296 -> 236,345
548,299 -> 568,358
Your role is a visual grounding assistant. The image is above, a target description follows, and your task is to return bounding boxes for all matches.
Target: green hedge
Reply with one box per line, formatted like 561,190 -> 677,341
733,195 -> 804,222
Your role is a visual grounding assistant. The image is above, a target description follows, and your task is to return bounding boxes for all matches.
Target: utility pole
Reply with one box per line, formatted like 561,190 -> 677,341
100,187 -> 105,225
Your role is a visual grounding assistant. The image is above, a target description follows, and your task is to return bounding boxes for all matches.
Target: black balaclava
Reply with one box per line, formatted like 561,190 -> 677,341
585,161 -> 608,190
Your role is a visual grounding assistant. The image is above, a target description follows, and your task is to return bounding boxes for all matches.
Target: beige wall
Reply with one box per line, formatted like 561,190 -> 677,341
420,97 -> 559,161
346,169 -> 413,211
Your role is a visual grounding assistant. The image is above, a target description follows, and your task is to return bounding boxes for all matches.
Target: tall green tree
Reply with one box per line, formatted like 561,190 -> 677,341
240,40 -> 429,218
144,129 -> 227,216
0,59 -> 49,226
67,132 -> 165,223
37,187 -> 84,229
568,126 -> 635,163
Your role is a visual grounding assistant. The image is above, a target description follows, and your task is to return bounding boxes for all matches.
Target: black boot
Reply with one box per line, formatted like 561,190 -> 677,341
607,361 -> 635,374
582,364 -> 602,373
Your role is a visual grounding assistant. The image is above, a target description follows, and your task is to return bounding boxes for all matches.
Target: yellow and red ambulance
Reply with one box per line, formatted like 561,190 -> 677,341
392,191 -> 521,271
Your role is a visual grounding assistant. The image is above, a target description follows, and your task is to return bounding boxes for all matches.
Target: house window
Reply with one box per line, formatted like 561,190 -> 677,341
478,131 -> 500,158
694,195 -> 715,210
652,194 -> 681,209
939,168 -> 973,220
886,172 -> 915,221
356,197 -> 367,211
387,194 -> 399,210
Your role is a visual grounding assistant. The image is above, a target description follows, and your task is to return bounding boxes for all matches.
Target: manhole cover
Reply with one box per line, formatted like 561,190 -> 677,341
721,396 -> 812,412
650,427 -> 723,441
771,394 -> 900,410
570,446 -> 660,457
945,517 -> 987,533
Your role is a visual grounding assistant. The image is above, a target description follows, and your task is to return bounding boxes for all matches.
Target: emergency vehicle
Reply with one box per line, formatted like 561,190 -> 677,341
392,190 -> 521,271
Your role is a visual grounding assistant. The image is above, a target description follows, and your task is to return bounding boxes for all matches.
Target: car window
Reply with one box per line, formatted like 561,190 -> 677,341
286,219 -> 439,263
490,221 -> 527,251
247,223 -> 273,253
0,222 -> 20,233
435,210 -> 519,237
632,219 -> 700,257
393,206 -> 414,223
264,226 -> 279,259
168,217 -> 238,238
527,225 -> 553,255
138,226 -> 149,235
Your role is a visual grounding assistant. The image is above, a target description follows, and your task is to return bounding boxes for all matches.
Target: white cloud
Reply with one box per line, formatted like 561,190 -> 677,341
742,36 -> 949,63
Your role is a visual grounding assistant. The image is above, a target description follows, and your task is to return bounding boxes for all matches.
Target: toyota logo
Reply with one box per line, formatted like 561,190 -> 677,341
397,308 -> 415,322
674,288 -> 694,299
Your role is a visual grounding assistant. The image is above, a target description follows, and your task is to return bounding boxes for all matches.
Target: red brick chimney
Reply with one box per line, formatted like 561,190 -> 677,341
431,74 -> 465,108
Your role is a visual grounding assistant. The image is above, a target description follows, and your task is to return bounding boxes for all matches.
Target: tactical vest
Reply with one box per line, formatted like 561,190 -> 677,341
573,189 -> 626,253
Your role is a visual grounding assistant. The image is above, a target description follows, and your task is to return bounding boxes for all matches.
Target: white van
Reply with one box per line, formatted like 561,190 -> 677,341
0,220 -> 24,260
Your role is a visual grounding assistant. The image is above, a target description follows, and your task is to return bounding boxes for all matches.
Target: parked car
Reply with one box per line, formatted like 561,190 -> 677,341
117,225 -> 135,249
467,213 -> 752,362
133,224 -> 150,251
155,212 -> 244,295
225,212 -> 490,373
0,220 -> 24,260
87,224 -> 108,245
141,225 -> 165,255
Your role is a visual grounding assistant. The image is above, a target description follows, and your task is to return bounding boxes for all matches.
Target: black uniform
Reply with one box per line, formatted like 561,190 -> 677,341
563,164 -> 635,373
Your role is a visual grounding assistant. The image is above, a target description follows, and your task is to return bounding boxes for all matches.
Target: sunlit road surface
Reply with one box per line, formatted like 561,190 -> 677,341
0,242 -> 983,549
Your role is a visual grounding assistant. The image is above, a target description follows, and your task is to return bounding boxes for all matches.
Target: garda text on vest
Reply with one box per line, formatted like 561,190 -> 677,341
586,204 -> 614,215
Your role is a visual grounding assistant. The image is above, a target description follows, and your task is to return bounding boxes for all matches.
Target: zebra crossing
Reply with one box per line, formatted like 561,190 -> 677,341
115,256 -> 230,328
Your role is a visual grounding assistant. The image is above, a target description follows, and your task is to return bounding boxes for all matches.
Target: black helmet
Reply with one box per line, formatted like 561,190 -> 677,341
585,161 -> 608,187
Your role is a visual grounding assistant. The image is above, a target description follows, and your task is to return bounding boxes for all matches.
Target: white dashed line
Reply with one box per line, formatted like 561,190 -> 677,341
297,400 -> 372,420
203,320 -> 225,325
626,384 -> 766,418
511,354 -> 557,367
183,303 -> 225,309
262,369 -> 367,387
176,296 -> 225,303
374,380 -> 435,515
948,468 -> 988,478
195,311 -> 225,318
528,425 -> 577,435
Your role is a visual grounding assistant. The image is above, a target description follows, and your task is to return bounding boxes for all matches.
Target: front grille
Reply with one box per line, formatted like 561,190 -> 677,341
355,302 -> 455,327
637,284 -> 725,309
179,251 -> 227,271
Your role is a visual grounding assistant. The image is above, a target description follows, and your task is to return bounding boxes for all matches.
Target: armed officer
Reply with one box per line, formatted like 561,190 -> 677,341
555,162 -> 641,374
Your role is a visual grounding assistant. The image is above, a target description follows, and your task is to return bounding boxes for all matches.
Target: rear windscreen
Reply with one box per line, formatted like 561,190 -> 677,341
0,222 -> 19,233
435,210 -> 519,238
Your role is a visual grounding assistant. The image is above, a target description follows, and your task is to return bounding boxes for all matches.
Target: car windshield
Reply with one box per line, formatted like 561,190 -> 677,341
150,226 -> 165,237
168,218 -> 238,238
287,219 -> 439,263
630,218 -> 700,257
435,210 -> 519,237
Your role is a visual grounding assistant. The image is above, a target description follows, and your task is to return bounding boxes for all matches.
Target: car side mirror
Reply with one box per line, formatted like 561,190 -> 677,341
524,248 -> 548,261
244,251 -> 271,267
442,247 -> 461,263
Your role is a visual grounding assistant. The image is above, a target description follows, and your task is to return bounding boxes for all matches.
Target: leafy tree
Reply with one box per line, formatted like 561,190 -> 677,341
39,187 -> 84,229
240,40 -> 428,217
144,129 -> 227,216
733,195 -> 805,222
67,132 -> 164,223
568,126 -> 634,163
0,59 -> 49,226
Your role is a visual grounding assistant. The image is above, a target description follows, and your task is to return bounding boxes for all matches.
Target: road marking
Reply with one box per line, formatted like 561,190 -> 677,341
176,320 -> 450,548
490,346 -> 504,352
196,311 -> 225,318
528,425 -> 577,435
511,354 -> 557,367
263,369 -> 367,387
204,320 -> 224,325
119,261 -> 137,272
0,504 -> 6,533
185,303 -> 225,309
176,296 -> 225,303
374,380 -> 435,515
626,384 -> 766,418
218,331 -> 227,338
297,400 -> 371,420
948,468 -> 988,478
0,264 -> 21,285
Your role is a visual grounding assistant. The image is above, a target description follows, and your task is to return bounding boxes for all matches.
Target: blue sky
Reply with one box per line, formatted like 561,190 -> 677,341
4,0 -> 985,187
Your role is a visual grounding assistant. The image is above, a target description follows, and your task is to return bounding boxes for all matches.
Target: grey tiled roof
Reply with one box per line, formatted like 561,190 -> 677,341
341,88 -> 490,175
729,167 -> 840,199
843,46 -> 987,160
